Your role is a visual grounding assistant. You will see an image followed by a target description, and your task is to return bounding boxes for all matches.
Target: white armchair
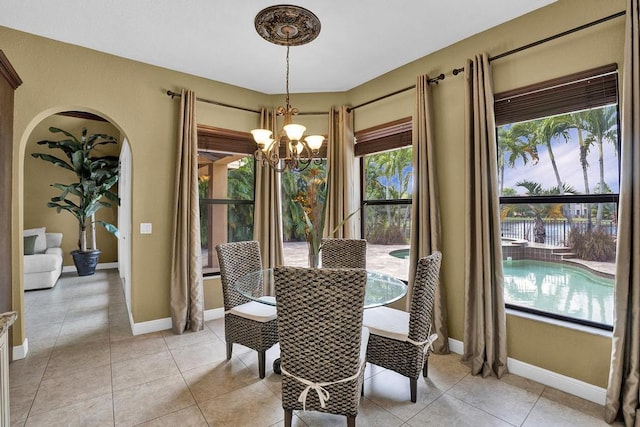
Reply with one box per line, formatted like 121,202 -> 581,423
23,228 -> 63,290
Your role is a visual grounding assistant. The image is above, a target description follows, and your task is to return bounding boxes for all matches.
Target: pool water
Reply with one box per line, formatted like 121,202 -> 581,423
389,248 -> 409,259
503,260 -> 614,326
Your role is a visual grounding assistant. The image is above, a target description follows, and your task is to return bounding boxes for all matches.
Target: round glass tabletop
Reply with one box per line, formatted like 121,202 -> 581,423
235,268 -> 407,309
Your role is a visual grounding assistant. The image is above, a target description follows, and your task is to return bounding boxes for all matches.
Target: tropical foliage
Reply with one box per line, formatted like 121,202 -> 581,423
291,166 -> 327,257
198,156 -> 254,247
568,226 -> 616,262
281,162 -> 327,242
32,127 -> 120,252
363,147 -> 412,245
498,104 -> 619,254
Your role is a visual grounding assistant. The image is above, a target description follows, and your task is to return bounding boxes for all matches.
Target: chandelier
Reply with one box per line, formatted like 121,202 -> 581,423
251,5 -> 324,172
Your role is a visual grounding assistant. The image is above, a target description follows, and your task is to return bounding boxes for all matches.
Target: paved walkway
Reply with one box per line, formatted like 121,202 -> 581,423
283,241 -> 411,281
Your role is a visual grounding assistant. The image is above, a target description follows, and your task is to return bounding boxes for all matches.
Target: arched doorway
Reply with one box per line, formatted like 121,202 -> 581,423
19,109 -> 133,357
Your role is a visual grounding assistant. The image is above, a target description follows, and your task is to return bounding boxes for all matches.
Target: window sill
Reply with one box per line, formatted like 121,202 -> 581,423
505,308 -> 613,338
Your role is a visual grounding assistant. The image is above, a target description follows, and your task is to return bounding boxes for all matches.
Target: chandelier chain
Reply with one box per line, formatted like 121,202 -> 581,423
285,44 -> 290,109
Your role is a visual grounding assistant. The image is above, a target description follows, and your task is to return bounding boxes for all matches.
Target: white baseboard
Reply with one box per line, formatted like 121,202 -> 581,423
447,338 -> 606,405
12,338 -> 28,360
204,308 -> 224,321
448,337 -> 464,354
130,316 -> 172,336
62,262 -> 119,274
129,307 -> 224,336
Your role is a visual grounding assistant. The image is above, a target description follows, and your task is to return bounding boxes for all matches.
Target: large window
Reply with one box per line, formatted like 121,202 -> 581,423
198,126 -> 256,275
496,65 -> 619,329
356,118 -> 412,281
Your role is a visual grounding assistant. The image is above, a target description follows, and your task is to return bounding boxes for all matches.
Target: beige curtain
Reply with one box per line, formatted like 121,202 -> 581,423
325,106 -> 358,237
605,2 -> 640,424
408,74 -> 449,354
462,54 -> 508,378
253,108 -> 284,269
170,89 -> 204,334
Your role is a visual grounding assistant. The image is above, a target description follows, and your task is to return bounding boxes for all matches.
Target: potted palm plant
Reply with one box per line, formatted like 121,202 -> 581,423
32,126 -> 120,276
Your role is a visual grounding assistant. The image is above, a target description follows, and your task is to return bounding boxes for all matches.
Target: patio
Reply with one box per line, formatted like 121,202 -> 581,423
283,241 -> 411,281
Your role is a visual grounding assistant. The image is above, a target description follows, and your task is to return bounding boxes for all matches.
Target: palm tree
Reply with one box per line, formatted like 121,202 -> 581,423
505,180 -> 576,243
534,114 -> 576,225
497,123 -> 539,195
568,111 -> 593,229
536,115 -> 572,190
580,106 -> 617,224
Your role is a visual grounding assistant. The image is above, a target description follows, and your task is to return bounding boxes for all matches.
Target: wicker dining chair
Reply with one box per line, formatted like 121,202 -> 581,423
320,238 -> 367,268
274,266 -> 368,427
362,251 -> 442,403
215,241 -> 278,379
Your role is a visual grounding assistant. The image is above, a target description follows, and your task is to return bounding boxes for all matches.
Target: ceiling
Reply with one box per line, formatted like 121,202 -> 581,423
0,0 -> 556,94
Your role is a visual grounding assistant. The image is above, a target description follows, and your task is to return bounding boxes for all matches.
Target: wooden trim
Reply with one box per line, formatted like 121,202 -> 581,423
0,50 -> 22,90
197,125 -> 256,155
354,117 -> 412,156
57,111 -> 108,122
494,64 -> 618,126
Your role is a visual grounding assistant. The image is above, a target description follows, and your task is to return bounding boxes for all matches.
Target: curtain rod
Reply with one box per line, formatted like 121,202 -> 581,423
451,10 -> 625,75
347,73 -> 445,113
166,90 -> 260,113
166,90 -> 329,115
349,10 -> 625,112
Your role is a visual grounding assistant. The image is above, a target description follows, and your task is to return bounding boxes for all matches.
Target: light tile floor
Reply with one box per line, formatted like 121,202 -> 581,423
10,269 -> 620,426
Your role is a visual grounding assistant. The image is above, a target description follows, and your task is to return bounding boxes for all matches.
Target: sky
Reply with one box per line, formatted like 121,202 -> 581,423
501,127 -> 619,195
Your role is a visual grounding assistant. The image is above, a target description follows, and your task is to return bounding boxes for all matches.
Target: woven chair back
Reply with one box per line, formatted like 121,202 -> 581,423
216,240 -> 263,310
274,267 -> 366,382
320,238 -> 367,269
407,251 -> 442,342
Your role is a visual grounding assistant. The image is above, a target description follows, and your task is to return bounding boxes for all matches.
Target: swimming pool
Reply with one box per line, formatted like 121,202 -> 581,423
503,260 -> 614,326
389,238 -> 527,259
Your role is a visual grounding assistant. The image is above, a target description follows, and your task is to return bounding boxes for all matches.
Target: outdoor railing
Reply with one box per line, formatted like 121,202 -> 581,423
501,218 -> 617,246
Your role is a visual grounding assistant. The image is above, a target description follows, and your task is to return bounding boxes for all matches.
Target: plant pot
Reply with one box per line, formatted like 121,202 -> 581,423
71,249 -> 101,276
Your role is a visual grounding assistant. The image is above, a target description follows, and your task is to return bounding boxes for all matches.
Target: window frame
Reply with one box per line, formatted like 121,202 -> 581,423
356,117 -> 413,281
495,65 -> 621,330
198,125 -> 256,276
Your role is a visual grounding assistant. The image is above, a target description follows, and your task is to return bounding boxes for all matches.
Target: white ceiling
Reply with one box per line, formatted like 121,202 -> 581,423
0,0 -> 556,94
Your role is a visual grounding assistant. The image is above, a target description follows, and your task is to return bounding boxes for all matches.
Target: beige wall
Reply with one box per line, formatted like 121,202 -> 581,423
4,0 -> 625,389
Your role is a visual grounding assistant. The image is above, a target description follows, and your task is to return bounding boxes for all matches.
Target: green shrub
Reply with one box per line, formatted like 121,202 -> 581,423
366,225 -> 407,245
568,227 -> 616,262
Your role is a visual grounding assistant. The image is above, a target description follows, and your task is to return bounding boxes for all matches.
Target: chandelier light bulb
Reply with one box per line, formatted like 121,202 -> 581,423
304,135 -> 324,151
251,129 -> 273,145
283,124 -> 306,141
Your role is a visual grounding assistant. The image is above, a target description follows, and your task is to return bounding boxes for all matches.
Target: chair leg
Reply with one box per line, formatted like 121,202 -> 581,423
258,350 -> 266,379
284,409 -> 293,427
347,415 -> 356,427
410,377 -> 417,403
226,341 -> 233,360
423,357 -> 429,377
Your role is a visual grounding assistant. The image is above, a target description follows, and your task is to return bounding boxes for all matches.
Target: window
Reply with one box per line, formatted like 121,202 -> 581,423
198,126 -> 255,275
281,161 -> 327,266
496,64 -> 619,329
356,118 -> 413,281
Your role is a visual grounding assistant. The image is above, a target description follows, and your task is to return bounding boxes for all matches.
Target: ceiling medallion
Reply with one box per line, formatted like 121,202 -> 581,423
254,4 -> 321,46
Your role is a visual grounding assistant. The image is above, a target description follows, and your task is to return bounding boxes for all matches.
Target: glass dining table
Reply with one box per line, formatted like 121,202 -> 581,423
234,268 -> 407,374
235,268 -> 407,309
